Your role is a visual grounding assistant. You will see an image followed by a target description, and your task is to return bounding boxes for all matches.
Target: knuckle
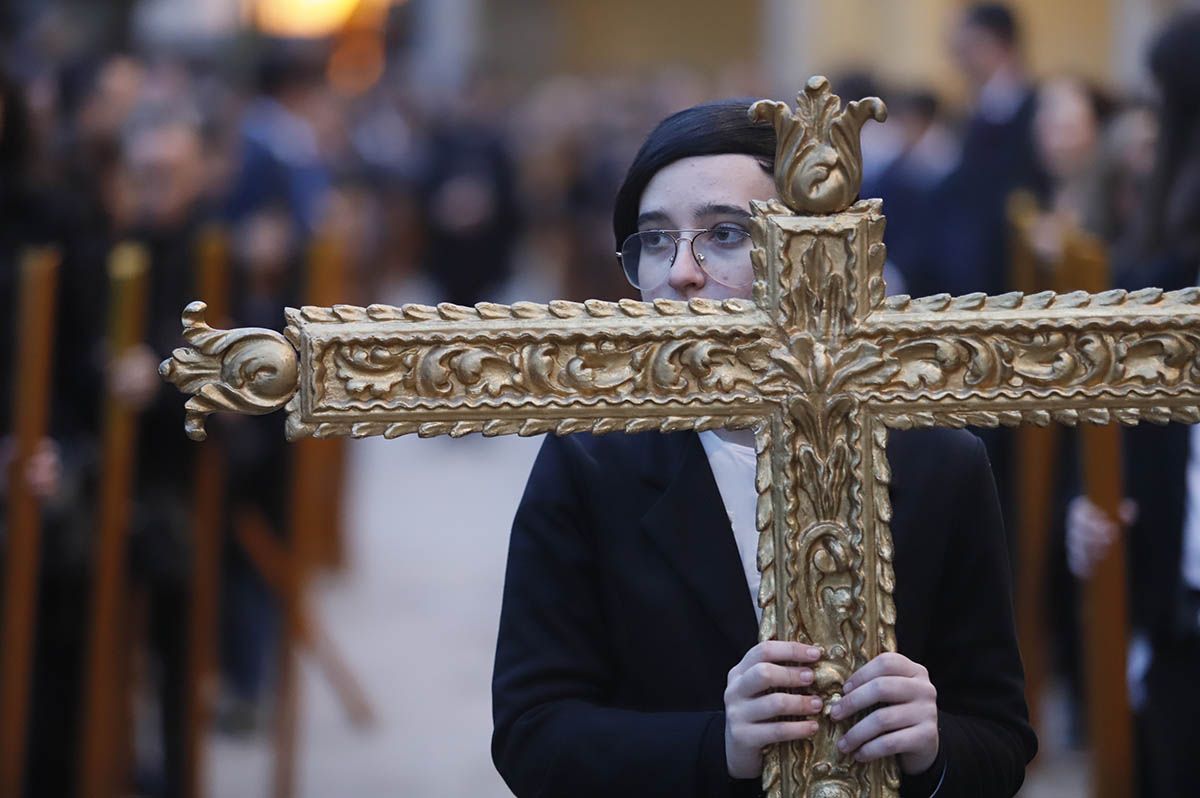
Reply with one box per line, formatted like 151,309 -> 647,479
883,706 -> 908,730
751,662 -> 773,685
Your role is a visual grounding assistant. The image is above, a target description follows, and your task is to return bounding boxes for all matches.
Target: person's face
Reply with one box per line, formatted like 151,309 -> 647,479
125,122 -> 205,230
949,21 -> 1006,89
1034,79 -> 1099,181
635,153 -> 776,302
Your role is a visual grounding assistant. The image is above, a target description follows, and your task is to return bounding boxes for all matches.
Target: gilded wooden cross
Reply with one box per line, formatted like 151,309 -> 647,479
161,77 -> 1200,798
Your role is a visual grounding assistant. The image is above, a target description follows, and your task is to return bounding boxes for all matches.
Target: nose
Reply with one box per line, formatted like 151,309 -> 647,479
666,236 -> 706,294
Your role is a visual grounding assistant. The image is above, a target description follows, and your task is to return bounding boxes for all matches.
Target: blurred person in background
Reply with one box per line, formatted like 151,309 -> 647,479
868,88 -> 959,298
1091,100 -> 1159,248
225,42 -> 331,237
939,1 -> 1046,296
216,203 -> 301,734
1025,73 -> 1116,747
936,1 -> 1049,561
112,94 -> 215,798
1066,11 -> 1200,798
1028,76 -> 1115,261
416,76 -> 521,306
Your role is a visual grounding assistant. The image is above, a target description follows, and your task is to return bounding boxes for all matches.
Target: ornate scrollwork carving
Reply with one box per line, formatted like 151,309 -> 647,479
318,335 -> 776,410
159,301 -> 299,441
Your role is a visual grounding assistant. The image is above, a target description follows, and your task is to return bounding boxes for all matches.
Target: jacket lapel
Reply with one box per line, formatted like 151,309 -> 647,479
639,432 -> 759,655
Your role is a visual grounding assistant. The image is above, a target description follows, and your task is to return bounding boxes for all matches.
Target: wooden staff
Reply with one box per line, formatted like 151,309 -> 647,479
182,223 -> 231,798
1062,232 -> 1133,798
0,247 -> 62,798
1007,192 -> 1056,732
273,230 -> 350,798
306,234 -> 348,571
79,243 -> 150,798
235,509 -> 374,727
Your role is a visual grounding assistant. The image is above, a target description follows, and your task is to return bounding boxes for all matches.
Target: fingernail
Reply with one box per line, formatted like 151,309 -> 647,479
799,668 -> 813,683
837,738 -> 848,752
811,697 -> 823,711
805,646 -> 821,659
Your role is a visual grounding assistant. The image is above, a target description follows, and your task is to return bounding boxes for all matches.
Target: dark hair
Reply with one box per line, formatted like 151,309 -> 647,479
1134,10 -> 1200,259
893,89 -> 940,124
0,68 -> 30,185
963,3 -> 1019,48
612,99 -> 776,249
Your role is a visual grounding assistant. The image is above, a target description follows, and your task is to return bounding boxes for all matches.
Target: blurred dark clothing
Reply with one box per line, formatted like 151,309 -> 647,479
225,98 -> 330,235
218,276 -> 297,704
1116,251 -> 1198,642
923,88 -> 1049,551
418,121 -> 520,306
126,218 -> 207,798
931,88 -> 1047,296
869,140 -> 955,299
1141,635 -> 1200,797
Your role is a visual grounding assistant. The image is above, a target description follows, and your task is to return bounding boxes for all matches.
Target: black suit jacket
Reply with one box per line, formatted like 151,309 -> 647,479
492,427 -> 1036,797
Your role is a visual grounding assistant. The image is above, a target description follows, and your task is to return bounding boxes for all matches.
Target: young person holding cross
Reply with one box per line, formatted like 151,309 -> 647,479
491,100 -> 1036,797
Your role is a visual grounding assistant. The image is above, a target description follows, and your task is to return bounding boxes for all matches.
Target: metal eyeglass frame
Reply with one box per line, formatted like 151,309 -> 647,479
615,228 -> 754,291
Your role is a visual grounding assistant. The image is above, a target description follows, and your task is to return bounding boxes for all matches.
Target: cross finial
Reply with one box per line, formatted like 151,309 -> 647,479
750,75 -> 888,215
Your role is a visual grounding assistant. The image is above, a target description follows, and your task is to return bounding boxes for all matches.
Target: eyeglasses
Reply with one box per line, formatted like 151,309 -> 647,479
616,227 -> 754,291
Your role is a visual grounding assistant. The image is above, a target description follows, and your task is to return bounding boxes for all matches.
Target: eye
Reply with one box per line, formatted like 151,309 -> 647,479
640,231 -> 673,252
709,225 -> 750,246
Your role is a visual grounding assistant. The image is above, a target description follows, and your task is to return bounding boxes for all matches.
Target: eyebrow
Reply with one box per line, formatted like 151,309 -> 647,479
636,210 -> 671,229
695,202 -> 752,220
636,203 -> 751,230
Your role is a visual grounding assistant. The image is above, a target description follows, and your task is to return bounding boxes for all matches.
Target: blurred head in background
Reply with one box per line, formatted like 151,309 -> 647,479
951,2 -> 1022,92
1034,76 -> 1112,186
120,104 -> 207,233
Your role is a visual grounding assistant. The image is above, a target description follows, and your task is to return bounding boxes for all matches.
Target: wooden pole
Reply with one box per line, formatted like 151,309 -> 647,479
1007,192 -> 1054,732
182,224 -> 231,798
0,247 -> 62,798
79,243 -> 150,798
1062,233 -> 1134,798
272,230 -> 350,798
234,509 -> 374,728
306,234 -> 348,572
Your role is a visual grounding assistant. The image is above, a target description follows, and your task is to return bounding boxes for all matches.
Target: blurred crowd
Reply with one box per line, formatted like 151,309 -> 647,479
2,1 -> 1200,797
